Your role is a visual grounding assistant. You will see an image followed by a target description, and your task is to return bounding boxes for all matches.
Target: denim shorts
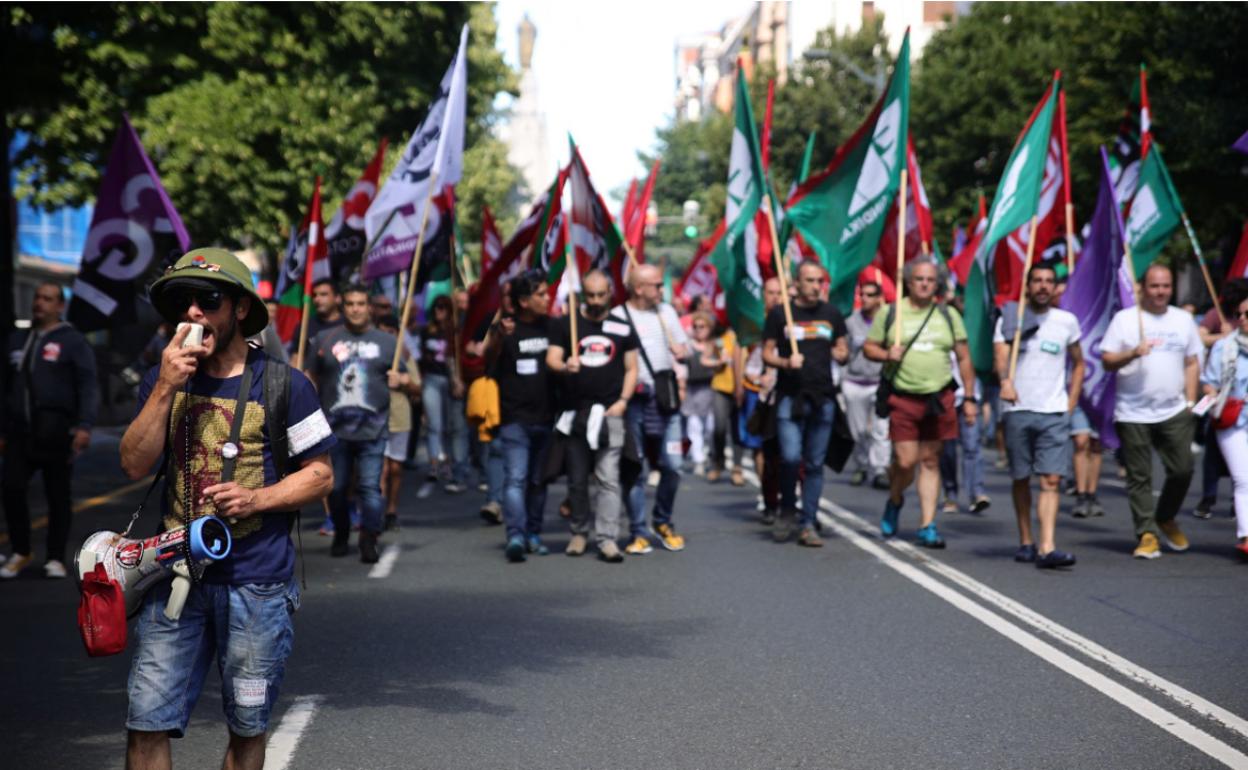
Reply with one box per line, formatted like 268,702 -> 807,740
126,578 -> 299,738
1004,410 -> 1072,480
1069,406 -> 1095,437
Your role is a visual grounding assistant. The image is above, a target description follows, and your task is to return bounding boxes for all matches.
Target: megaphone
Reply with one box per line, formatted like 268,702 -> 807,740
75,516 -> 232,621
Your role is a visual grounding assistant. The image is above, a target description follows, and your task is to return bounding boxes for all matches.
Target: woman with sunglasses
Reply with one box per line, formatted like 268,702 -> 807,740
415,294 -> 469,496
1200,295 -> 1248,558
681,311 -> 724,477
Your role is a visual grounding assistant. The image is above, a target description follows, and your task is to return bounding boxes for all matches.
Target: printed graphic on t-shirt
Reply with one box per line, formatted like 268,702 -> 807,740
330,338 -> 382,414
423,338 -> 447,362
787,321 -> 835,341
166,392 -> 267,541
41,342 -> 61,362
518,337 -> 549,355
577,335 -> 617,368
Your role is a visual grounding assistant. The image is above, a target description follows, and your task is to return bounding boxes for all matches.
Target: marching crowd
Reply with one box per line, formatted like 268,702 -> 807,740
4,251 -> 1248,582
1,247 -> 1246,769
281,253 -> 1248,569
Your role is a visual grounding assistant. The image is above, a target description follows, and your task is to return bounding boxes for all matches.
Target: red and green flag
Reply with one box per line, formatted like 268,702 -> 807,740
785,30 -> 912,313
276,176 -> 328,344
964,73 -> 1062,374
567,138 -> 627,301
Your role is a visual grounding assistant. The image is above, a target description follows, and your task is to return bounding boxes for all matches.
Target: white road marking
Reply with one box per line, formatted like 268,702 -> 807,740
737,467 -> 1248,764
813,506 -> 1248,768
368,544 -> 401,579
818,499 -> 1248,743
263,694 -> 323,770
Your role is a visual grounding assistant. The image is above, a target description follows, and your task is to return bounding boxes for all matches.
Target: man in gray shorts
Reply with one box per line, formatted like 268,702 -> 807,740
994,263 -> 1084,568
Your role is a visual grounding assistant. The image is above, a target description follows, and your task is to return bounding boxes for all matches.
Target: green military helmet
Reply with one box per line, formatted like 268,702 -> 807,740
148,248 -> 269,337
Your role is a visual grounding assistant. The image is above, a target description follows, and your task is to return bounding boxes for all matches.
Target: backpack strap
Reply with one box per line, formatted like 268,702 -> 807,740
264,355 -> 291,481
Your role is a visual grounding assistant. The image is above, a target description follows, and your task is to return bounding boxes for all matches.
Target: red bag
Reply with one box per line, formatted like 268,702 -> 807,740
77,562 -> 127,657
1215,398 -> 1244,431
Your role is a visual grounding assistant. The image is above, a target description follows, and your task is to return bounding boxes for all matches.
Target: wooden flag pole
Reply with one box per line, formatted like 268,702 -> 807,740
1007,215 -> 1041,381
1181,211 -> 1226,328
569,290 -> 580,365
1064,203 -> 1077,277
1124,239 -> 1146,341
295,295 -> 313,371
360,208 -> 400,281
393,173 -> 440,372
893,170 -> 909,347
761,193 -> 799,357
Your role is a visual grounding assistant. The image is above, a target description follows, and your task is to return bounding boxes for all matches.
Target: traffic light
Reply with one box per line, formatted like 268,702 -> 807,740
682,200 -> 700,239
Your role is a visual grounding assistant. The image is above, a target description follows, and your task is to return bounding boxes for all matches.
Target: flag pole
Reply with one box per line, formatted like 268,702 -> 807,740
1059,86 -> 1076,276
295,297 -> 313,370
1181,211 -> 1226,328
569,290 -> 580,364
761,193 -> 799,358
894,170 -> 909,347
361,208 -> 400,281
393,174 -> 440,372
1007,215 -> 1040,381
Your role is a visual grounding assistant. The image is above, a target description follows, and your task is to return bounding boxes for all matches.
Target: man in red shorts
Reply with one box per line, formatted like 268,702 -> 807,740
864,260 -> 978,548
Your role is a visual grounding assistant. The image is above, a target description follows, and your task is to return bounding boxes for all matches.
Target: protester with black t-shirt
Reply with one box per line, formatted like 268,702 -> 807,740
547,270 -> 638,562
415,294 -> 468,495
485,270 -> 555,562
761,261 -> 849,547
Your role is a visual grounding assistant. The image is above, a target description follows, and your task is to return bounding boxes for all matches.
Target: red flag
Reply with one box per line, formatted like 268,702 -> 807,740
1139,64 -> 1153,159
948,194 -> 988,286
625,160 -> 660,264
325,138 -> 387,282
1228,221 -> 1248,281
874,138 -> 936,272
276,177 -> 328,344
749,80 -> 778,281
481,205 -> 502,274
675,220 -> 728,323
567,141 -> 628,302
461,173 -> 566,351
620,178 -> 638,234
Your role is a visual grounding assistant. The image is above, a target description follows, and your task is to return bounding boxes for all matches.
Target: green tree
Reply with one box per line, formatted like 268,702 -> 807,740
8,2 -> 520,261
913,2 -> 1248,262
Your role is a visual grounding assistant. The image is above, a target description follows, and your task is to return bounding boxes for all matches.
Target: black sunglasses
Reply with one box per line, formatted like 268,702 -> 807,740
168,289 -> 226,313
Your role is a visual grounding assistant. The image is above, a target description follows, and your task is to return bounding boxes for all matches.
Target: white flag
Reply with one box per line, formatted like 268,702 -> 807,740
362,25 -> 469,279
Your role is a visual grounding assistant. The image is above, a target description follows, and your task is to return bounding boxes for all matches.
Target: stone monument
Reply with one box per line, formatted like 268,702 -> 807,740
502,14 -> 554,209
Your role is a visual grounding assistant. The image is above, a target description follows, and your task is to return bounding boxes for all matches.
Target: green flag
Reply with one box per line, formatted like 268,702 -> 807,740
708,63 -> 768,345
778,130 -> 817,255
785,32 -> 910,313
1123,146 -> 1182,279
964,74 -> 1061,375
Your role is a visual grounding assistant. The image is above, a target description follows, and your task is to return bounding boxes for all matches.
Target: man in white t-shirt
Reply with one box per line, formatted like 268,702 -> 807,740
994,263 -> 1084,569
1101,264 -> 1202,559
610,264 -> 690,555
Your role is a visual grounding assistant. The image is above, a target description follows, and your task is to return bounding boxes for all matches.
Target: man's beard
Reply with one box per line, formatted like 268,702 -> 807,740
210,312 -> 239,354
584,302 -> 609,318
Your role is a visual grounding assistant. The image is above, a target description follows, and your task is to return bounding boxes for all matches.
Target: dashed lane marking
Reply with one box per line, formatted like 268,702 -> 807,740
263,694 -> 323,770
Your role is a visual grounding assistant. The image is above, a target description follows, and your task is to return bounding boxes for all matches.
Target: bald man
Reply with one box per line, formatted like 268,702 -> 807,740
1101,263 -> 1202,559
611,264 -> 690,554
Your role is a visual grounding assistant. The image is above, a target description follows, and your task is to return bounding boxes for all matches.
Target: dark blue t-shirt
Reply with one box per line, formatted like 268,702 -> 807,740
136,348 -> 336,585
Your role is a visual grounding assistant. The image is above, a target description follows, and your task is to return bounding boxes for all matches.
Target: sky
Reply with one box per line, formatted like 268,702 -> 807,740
493,0 -> 740,207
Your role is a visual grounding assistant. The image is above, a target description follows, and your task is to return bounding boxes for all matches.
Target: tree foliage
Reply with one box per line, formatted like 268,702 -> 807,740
913,1 -> 1248,261
7,2 -> 520,261
645,3 -> 1248,266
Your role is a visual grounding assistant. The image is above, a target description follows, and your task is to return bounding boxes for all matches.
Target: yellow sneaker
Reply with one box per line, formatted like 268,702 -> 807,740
624,536 -> 653,555
1158,521 -> 1190,552
1133,533 -> 1161,560
655,524 -> 686,552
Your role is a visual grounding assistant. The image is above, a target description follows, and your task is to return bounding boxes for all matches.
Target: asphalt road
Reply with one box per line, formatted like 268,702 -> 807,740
2,429 -> 1247,769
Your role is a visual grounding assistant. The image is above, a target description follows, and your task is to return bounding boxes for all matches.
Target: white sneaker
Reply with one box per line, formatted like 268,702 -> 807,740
44,560 -> 67,579
0,553 -> 33,579
416,479 -> 435,499
647,470 -> 660,488
693,462 -> 706,477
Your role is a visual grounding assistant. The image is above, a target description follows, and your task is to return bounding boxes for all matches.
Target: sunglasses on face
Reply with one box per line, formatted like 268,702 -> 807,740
168,289 -> 226,313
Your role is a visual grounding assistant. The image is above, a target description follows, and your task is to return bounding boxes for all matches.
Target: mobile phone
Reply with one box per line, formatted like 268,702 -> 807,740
178,323 -> 204,348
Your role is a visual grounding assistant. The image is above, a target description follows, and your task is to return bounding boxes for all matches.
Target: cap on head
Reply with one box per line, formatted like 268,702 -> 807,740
148,248 -> 268,337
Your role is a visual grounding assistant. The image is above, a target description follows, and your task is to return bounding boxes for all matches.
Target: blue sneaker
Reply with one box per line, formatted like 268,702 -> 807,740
525,535 -> 549,556
915,523 -> 946,549
880,497 -> 903,538
505,536 -> 527,563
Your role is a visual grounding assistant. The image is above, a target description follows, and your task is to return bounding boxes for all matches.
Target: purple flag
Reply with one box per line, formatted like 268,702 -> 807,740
1059,147 -> 1135,449
1233,129 -> 1248,156
69,115 -> 191,332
